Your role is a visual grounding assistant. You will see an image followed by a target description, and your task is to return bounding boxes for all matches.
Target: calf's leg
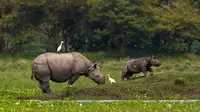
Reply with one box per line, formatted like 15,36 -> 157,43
142,67 -> 147,77
147,67 -> 153,76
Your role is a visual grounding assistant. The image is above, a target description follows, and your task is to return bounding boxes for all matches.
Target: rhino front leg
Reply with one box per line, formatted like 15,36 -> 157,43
125,76 -> 132,80
147,67 -> 153,76
39,81 -> 53,94
121,73 -> 126,81
68,74 -> 80,86
125,74 -> 132,80
142,67 -> 147,77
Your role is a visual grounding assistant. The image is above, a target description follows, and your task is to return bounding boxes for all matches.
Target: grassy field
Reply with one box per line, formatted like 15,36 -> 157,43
0,100 -> 200,112
0,51 -> 200,111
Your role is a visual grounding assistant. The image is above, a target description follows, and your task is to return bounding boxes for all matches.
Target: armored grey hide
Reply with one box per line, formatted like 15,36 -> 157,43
31,52 -> 105,94
121,55 -> 161,81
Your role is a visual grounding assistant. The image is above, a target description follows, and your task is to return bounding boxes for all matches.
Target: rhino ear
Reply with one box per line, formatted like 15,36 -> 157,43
93,64 -> 97,68
98,61 -> 104,66
152,55 -> 156,59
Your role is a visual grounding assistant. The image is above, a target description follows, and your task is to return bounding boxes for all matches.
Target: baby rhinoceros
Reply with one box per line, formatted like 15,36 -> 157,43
121,55 -> 161,81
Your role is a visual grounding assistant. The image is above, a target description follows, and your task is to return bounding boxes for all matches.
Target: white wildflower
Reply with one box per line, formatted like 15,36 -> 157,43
168,104 -> 172,108
80,103 -> 83,107
15,102 -> 19,105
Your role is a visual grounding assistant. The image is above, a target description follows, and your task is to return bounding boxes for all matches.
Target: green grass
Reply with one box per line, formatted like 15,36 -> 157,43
0,52 -> 200,101
1,51 -> 200,111
0,100 -> 200,112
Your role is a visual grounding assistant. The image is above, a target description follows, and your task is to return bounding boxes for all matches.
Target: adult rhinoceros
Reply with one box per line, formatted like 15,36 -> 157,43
31,52 -> 105,94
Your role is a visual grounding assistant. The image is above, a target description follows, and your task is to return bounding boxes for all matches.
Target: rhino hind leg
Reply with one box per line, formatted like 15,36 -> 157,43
39,81 -> 53,94
32,63 -> 51,82
121,72 -> 133,81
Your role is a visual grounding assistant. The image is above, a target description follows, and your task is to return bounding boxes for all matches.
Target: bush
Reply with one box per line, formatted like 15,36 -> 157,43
174,78 -> 185,86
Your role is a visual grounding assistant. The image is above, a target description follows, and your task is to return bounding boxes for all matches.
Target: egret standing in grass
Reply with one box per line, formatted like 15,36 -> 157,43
107,74 -> 116,84
57,41 -> 64,52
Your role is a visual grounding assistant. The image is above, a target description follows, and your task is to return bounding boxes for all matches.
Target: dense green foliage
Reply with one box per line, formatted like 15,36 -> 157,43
1,0 -> 200,54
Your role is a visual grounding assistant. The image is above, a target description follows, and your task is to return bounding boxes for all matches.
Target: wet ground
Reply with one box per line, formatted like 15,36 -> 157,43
37,100 -> 200,103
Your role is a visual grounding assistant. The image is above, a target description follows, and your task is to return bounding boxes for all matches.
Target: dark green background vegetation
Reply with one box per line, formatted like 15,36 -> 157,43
1,0 -> 200,55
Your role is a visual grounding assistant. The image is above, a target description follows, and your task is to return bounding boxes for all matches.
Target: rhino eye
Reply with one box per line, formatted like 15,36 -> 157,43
88,68 -> 93,71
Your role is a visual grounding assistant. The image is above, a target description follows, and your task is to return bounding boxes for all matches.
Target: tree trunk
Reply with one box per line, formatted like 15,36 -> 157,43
64,38 -> 69,52
0,37 -> 5,53
84,37 -> 88,52
63,29 -> 69,52
167,0 -> 173,5
187,40 -> 193,53
119,40 -> 125,58
53,43 -> 58,52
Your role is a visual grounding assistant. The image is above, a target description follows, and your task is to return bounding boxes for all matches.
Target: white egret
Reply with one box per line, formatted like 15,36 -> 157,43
107,74 -> 116,84
57,41 -> 64,52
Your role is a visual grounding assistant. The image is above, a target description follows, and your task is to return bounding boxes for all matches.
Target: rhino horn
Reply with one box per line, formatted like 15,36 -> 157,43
97,61 -> 104,66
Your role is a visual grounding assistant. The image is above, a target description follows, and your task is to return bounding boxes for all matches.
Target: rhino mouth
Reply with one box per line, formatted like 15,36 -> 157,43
92,78 -> 105,85
94,80 -> 105,85
89,75 -> 105,85
155,63 -> 161,67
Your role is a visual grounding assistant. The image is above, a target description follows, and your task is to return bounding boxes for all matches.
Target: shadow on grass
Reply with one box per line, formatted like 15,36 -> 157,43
17,73 -> 200,100
17,94 -> 65,100
128,76 -> 146,80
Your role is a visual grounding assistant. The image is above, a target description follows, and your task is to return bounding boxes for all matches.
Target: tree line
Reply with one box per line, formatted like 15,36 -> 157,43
0,0 -> 200,55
